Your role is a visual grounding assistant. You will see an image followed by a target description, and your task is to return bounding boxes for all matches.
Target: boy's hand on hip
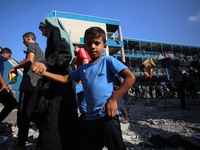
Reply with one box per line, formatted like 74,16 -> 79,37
103,98 -> 118,118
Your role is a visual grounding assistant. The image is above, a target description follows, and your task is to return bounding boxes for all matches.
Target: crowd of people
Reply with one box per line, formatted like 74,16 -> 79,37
131,67 -> 199,111
0,17 -> 136,150
132,79 -> 198,100
0,16 -> 199,150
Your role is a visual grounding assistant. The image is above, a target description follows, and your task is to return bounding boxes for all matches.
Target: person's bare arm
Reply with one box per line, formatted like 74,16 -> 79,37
103,69 -> 135,118
43,71 -> 73,83
0,73 -> 9,93
76,58 -> 89,85
8,52 -> 35,77
82,59 -> 89,65
15,52 -> 35,69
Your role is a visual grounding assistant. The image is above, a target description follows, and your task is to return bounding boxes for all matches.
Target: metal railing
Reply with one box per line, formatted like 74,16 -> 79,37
122,50 -> 165,57
130,67 -> 166,74
119,50 -> 199,61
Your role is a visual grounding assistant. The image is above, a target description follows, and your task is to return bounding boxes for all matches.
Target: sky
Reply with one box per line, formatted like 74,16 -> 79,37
0,0 -> 200,62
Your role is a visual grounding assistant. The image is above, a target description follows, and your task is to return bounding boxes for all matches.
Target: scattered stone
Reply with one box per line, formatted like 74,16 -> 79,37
0,96 -> 200,149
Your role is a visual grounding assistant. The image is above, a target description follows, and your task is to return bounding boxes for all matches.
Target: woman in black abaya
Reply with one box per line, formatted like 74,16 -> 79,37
32,17 -> 80,150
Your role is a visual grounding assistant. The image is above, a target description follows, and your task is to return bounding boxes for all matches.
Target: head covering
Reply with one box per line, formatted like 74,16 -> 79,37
39,17 -> 75,64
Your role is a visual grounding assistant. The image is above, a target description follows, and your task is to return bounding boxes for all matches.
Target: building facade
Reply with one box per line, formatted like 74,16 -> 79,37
50,10 -> 200,85
2,11 -> 199,101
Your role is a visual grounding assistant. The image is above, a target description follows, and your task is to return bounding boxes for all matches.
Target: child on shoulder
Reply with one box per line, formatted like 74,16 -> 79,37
33,26 -> 135,150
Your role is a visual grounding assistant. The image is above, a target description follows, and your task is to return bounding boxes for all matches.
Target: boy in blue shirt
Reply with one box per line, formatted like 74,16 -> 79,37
33,27 -> 135,150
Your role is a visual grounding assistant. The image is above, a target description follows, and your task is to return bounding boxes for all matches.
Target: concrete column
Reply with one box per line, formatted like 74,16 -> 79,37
105,47 -> 109,56
170,45 -> 173,52
139,42 -> 141,51
161,44 -> 164,53
105,31 -> 109,56
189,47 -> 192,55
126,40 -> 129,50
118,26 -> 125,62
150,42 -> 153,52
180,46 -> 183,54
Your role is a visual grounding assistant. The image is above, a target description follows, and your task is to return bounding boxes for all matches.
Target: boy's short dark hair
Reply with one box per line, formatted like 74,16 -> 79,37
23,32 -> 36,41
0,47 -> 12,54
84,27 -> 106,43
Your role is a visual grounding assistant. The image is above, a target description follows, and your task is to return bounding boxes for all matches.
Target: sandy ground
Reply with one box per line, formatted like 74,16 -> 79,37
0,95 -> 200,150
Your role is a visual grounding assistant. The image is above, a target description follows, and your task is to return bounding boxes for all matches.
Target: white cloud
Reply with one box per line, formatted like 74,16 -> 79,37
188,11 -> 200,22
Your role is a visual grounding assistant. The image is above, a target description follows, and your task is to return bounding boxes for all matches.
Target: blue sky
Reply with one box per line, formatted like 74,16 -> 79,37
0,0 -> 200,62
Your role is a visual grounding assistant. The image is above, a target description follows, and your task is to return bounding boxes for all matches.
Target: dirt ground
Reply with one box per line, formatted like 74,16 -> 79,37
0,95 -> 200,150
121,95 -> 200,150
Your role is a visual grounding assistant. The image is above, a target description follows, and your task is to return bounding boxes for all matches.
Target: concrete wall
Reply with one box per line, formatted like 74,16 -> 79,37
59,18 -> 107,44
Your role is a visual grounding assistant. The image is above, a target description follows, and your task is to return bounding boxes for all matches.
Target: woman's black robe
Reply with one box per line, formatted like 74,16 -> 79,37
36,27 -> 81,150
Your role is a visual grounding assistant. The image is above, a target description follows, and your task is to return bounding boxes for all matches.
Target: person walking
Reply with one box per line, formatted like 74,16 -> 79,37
8,32 -> 45,149
34,26 -> 135,150
0,48 -> 17,123
134,81 -> 140,99
74,45 -> 91,129
32,17 -> 81,150
170,59 -> 190,110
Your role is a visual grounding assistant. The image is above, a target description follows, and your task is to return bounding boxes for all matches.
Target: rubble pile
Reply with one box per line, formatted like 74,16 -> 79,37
0,96 -> 200,150
121,97 -> 200,150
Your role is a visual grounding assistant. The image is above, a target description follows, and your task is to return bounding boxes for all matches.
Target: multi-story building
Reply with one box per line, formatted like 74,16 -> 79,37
2,10 -> 200,100
116,38 -> 200,82
50,10 -> 200,84
49,10 -> 126,61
